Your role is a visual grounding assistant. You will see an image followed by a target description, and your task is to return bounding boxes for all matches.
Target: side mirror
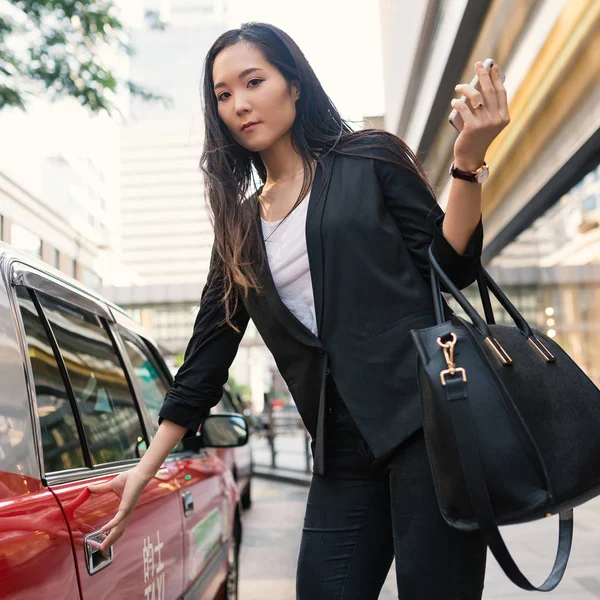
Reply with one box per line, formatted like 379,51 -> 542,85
202,413 -> 248,447
181,413 -> 249,453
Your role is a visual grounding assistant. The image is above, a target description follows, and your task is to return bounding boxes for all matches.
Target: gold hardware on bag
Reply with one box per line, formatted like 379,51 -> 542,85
485,336 -> 513,365
437,333 -> 467,386
528,336 -> 556,362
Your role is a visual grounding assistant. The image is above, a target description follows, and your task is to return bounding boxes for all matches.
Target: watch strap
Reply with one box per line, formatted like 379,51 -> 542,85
449,160 -> 488,182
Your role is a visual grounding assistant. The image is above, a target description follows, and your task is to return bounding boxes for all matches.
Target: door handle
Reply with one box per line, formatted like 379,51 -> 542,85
84,530 -> 114,575
182,490 -> 194,517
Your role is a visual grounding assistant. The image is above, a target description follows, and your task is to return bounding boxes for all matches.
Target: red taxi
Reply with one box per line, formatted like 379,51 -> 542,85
0,241 -> 247,600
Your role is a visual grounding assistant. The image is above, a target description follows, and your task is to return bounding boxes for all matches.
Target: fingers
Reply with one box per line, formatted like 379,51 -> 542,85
454,63 -> 489,113
88,527 -> 118,552
453,61 -> 510,129
489,63 -> 509,121
475,61 -> 496,107
88,510 -> 128,552
450,96 -> 476,130
97,525 -> 123,552
454,84 -> 478,110
98,509 -> 126,535
99,514 -> 130,552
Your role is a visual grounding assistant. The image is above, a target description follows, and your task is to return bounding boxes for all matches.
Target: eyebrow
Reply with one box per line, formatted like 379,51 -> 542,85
213,67 -> 265,91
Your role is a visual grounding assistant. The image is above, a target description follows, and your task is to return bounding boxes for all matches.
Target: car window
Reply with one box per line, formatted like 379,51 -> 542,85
228,393 -> 244,414
15,286 -> 86,473
118,328 -> 184,453
35,291 -> 145,466
118,329 -> 169,428
213,390 -> 235,414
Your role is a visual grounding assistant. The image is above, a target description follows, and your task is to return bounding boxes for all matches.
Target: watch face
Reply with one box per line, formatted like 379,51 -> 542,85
476,168 -> 489,184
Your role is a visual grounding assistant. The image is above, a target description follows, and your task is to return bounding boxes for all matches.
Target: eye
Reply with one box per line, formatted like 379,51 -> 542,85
217,79 -> 261,102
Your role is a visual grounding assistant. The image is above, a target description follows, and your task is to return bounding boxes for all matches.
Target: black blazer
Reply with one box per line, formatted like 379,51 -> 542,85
158,133 -> 484,475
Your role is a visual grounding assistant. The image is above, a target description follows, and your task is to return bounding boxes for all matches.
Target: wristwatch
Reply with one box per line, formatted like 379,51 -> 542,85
449,160 -> 489,184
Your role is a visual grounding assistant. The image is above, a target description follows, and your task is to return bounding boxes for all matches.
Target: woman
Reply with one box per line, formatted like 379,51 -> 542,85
89,22 -> 510,599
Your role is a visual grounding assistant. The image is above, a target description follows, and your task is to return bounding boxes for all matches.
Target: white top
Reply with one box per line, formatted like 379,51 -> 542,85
260,189 -> 318,336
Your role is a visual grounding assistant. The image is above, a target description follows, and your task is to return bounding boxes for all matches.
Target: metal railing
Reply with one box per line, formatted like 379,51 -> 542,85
251,404 -> 313,473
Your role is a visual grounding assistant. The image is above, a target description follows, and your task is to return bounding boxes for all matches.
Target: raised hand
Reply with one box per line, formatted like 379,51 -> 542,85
451,61 -> 510,171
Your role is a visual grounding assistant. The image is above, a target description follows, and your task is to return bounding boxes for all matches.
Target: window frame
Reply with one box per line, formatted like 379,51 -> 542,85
9,263 -> 154,484
116,326 -> 174,391
38,294 -> 153,471
110,324 -> 172,433
113,325 -> 188,456
23,286 -> 94,472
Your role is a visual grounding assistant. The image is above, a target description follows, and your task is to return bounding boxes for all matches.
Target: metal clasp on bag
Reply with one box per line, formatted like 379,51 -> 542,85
437,333 -> 467,386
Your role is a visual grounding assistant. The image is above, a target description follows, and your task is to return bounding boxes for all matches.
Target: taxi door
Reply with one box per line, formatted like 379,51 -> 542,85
50,468 -> 183,600
166,449 -> 232,599
14,284 -> 185,600
115,325 -> 233,599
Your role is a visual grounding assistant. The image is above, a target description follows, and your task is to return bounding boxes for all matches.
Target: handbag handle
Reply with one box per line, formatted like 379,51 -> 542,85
429,246 -> 531,334
428,247 -> 555,363
477,269 -> 495,325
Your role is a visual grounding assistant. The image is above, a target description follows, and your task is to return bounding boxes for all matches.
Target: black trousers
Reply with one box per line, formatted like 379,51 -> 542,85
296,374 -> 487,599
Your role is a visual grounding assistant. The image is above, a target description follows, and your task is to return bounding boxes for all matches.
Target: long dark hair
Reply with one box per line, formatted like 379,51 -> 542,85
200,22 -> 436,330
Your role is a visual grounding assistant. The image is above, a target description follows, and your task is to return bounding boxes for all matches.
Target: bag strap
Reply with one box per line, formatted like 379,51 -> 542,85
428,247 -> 534,338
443,374 -> 573,591
477,269 -> 495,324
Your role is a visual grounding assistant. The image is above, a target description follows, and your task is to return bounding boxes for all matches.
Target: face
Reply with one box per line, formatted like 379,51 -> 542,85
212,42 -> 300,152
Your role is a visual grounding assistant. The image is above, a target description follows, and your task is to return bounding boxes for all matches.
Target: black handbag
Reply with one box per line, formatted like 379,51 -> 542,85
410,246 -> 600,592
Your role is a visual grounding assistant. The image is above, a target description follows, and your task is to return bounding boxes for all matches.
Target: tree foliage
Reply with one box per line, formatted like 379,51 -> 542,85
1,0 -> 169,115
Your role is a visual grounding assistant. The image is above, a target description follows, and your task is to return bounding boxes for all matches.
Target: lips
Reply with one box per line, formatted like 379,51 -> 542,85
242,122 -> 260,131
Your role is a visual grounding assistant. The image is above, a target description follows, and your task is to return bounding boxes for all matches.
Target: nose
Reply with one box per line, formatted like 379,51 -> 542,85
235,92 -> 252,117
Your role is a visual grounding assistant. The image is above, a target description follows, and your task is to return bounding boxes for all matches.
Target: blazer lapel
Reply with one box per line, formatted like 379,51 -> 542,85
254,151 -> 336,346
306,151 -> 336,336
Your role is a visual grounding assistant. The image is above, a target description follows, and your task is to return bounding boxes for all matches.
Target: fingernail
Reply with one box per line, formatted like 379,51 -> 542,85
476,61 -> 483,68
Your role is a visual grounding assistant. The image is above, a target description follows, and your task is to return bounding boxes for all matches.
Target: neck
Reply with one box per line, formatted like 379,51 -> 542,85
259,130 -> 305,183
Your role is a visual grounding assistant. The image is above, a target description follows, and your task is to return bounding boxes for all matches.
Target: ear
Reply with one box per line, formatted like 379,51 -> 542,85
291,80 -> 300,101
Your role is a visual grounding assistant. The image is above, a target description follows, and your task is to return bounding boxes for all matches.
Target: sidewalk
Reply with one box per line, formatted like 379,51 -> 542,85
250,436 -> 600,596
241,477 -> 600,599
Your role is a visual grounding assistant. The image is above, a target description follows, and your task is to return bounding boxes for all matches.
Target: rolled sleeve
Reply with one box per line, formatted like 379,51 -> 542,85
371,132 -> 483,290
158,258 -> 249,438
431,212 -> 483,289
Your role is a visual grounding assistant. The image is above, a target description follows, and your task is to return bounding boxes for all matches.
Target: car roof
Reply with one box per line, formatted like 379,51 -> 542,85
0,240 -> 151,341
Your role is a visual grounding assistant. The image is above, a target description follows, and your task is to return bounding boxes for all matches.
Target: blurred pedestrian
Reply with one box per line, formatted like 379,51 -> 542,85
89,21 -> 510,599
